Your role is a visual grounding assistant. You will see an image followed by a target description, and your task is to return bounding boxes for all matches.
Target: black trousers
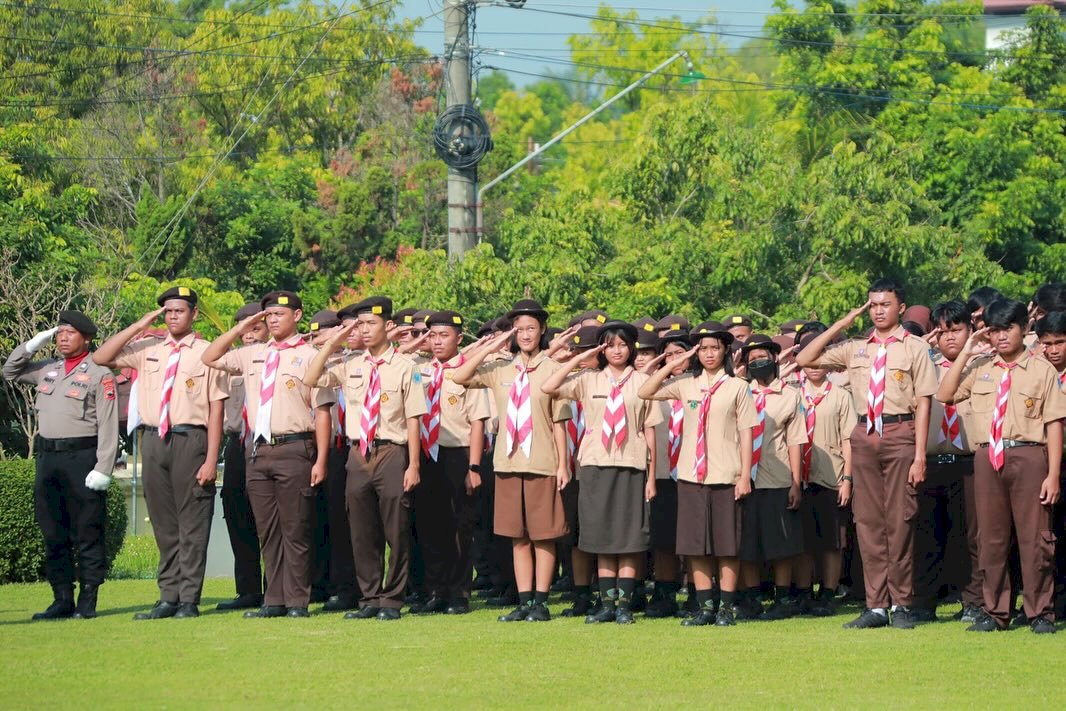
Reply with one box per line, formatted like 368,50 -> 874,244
325,444 -> 358,597
221,436 -> 262,596
913,459 -> 971,609
416,446 -> 478,602
35,446 -> 107,586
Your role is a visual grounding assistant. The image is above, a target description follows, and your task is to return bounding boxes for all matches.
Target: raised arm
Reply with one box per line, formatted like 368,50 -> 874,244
935,328 -> 987,404
303,322 -> 357,387
202,311 -> 267,368
452,328 -> 514,386
637,346 -> 696,400
541,345 -> 604,396
93,308 -> 164,366
795,299 -> 871,368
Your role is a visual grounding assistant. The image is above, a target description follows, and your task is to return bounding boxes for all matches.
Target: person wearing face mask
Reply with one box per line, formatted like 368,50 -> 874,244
4,311 -> 119,620
95,287 -> 228,621
542,321 -> 662,624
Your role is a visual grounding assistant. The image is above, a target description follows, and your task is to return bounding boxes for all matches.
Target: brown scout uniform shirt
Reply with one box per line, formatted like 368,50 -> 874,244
800,381 -> 857,489
750,379 -> 808,489
927,355 -> 979,455
419,354 -> 491,448
4,344 -> 119,475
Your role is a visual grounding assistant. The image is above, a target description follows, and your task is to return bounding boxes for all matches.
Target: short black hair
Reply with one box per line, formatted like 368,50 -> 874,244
966,286 -> 1003,315
931,300 -> 972,329
794,320 -> 827,346
868,277 -> 905,305
596,327 -> 636,369
1033,283 -> 1066,314
741,344 -> 778,382
901,321 -> 926,337
982,299 -> 1028,331
1034,311 -> 1066,337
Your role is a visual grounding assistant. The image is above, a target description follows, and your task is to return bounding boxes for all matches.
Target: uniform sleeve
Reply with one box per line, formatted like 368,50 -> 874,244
646,376 -> 683,401
735,381 -> 757,430
837,389 -> 858,434
214,347 -> 245,376
111,339 -> 150,371
951,362 -> 982,403
813,341 -> 851,372
551,396 -> 572,423
465,359 -> 503,390
642,391 -> 665,429
2,344 -> 50,385
206,365 -> 229,403
316,358 -> 344,389
312,385 -> 337,409
463,387 -> 492,423
93,373 -> 120,476
402,365 -> 429,419
1041,367 -> 1066,424
909,340 -> 939,398
555,371 -> 587,402
784,394 -> 809,446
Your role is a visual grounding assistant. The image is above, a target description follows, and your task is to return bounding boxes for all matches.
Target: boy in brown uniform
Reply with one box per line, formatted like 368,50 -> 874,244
796,278 -> 938,629
304,296 -> 427,620
939,299 -> 1066,633
95,287 -> 227,620
202,291 -> 335,619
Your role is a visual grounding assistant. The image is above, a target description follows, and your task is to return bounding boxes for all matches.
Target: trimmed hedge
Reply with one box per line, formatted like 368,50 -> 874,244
0,458 -> 127,584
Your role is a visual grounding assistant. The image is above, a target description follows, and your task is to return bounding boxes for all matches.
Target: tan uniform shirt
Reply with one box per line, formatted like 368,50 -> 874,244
950,352 -> 1066,444
466,352 -> 571,476
815,327 -> 938,418
224,375 -> 246,435
800,381 -> 857,489
750,379 -> 807,489
927,356 -> 979,455
653,400 -> 675,481
646,369 -> 757,486
556,367 -> 663,471
4,344 -> 119,475
320,346 -> 427,444
113,333 -> 228,427
419,355 -> 491,448
215,335 -> 334,436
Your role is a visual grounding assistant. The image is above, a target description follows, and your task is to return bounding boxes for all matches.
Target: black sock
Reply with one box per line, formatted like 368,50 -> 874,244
775,585 -> 790,602
796,587 -> 813,601
618,577 -> 636,603
574,584 -> 591,600
720,590 -> 737,608
711,585 -> 721,608
695,588 -> 713,609
598,577 -> 617,602
518,591 -> 533,606
533,591 -> 548,605
665,581 -> 681,596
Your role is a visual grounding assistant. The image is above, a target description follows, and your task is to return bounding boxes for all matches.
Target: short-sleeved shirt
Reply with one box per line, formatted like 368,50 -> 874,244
556,367 -> 663,470
652,400 -> 676,481
814,327 -> 938,418
646,369 -> 757,486
223,375 -> 246,435
215,334 -> 335,436
419,354 -> 491,448
927,356 -> 980,455
113,333 -> 227,427
750,379 -> 808,490
799,381 -> 856,489
465,351 -> 571,476
319,346 -> 428,445
949,352 -> 1066,444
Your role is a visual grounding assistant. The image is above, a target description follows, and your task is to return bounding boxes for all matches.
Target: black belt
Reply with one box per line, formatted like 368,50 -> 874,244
979,440 -> 1041,450
927,453 -> 974,465
140,424 -> 207,434
349,438 -> 397,449
255,432 -> 313,446
858,413 -> 914,425
36,435 -> 97,453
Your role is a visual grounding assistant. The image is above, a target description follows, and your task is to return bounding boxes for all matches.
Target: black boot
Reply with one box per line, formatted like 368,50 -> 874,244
72,584 -> 99,619
33,584 -> 75,621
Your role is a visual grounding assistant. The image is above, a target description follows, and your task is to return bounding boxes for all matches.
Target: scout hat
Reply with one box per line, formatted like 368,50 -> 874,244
772,335 -> 795,354
902,305 -> 933,334
506,299 -> 549,322
413,309 -> 434,328
342,296 -> 393,320
234,302 -> 261,322
724,314 -> 753,328
632,316 -> 657,332
393,307 -> 419,327
157,286 -> 198,307
739,333 -> 781,356
308,310 -> 341,333
260,291 -> 303,311
571,326 -> 601,350
689,321 -> 735,346
656,314 -> 690,332
779,319 -> 807,335
426,310 -> 465,330
57,310 -> 98,337
596,319 -> 639,344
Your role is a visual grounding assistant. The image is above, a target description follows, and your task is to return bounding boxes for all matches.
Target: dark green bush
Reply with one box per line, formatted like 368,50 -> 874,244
0,458 -> 127,583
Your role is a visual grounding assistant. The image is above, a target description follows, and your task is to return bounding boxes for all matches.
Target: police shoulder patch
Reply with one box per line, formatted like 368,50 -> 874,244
102,375 -> 116,401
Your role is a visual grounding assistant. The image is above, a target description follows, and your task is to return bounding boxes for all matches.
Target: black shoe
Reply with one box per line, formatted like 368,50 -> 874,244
498,604 -> 531,622
33,584 -> 75,621
911,607 -> 938,624
133,600 -> 180,620
645,596 -> 679,618
472,574 -> 493,591
410,595 -> 449,614
760,599 -> 797,621
966,610 -> 1003,632
286,607 -> 310,618
344,606 -> 381,620
217,593 -> 263,611
405,591 -> 427,606
715,605 -> 736,626
72,584 -> 99,620
891,607 -> 916,630
1030,616 -> 1056,634
843,609 -> 889,629
243,605 -> 287,619
629,592 -> 647,613
734,598 -> 763,622
681,608 -> 716,626
321,595 -> 357,612
953,603 -> 981,623
560,595 -> 592,618
173,603 -> 200,619
584,606 -> 617,624
525,603 -> 551,622
376,607 -> 401,621
1011,610 -> 1029,628
477,584 -> 505,599
486,588 -> 519,607
309,589 -> 329,604
549,575 -> 572,593
800,596 -> 835,618
615,606 -> 635,625
445,602 -> 471,615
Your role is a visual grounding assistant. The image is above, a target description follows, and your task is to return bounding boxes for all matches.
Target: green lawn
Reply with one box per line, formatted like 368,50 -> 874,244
1,581 -> 1063,709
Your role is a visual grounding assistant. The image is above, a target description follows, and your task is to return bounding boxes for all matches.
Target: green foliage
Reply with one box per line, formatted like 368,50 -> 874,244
117,274 -> 246,339
0,458 -> 126,584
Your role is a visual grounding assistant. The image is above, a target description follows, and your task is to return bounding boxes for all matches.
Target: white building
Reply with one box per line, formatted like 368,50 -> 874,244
984,0 -> 1066,49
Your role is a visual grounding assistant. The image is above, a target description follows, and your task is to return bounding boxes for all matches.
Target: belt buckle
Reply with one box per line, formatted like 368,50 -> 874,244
935,454 -> 956,465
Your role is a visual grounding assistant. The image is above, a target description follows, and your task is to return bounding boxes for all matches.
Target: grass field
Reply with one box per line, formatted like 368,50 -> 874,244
2,579 -> 1065,709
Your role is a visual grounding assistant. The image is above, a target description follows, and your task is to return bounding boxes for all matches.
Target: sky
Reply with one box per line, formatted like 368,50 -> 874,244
394,1 -> 780,86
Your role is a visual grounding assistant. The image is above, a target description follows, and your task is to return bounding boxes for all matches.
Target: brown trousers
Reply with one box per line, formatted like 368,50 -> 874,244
141,428 -> 214,604
416,446 -> 477,602
850,421 -> 918,609
974,445 -> 1055,626
961,469 -> 984,608
347,442 -> 411,610
246,438 -> 317,608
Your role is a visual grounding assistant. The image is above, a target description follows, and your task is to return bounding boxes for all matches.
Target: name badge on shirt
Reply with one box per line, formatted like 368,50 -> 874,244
291,357 -> 303,367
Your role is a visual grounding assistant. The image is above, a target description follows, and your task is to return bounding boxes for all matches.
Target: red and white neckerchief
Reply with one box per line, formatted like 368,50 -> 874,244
693,373 -> 731,482
866,333 -> 899,436
750,382 -> 775,481
937,360 -> 964,449
158,336 -> 191,438
1058,370 -> 1065,390
800,381 -> 832,483
358,353 -> 388,456
988,360 -> 1018,471
420,355 -> 465,461
506,360 -> 536,458
566,400 -> 585,472
600,368 -> 634,451
254,336 -> 305,443
668,400 -> 683,481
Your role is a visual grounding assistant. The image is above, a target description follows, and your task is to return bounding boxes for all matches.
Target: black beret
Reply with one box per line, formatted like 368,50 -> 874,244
57,310 -> 97,337
739,333 -> 781,355
234,302 -> 262,322
157,286 -> 198,307
506,299 -> 549,322
632,316 -> 657,333
345,296 -> 393,320
779,319 -> 807,335
308,310 -> 341,332
690,321 -> 735,346
413,309 -> 433,326
393,307 -> 419,326
571,325 -> 600,350
260,290 -> 302,311
426,310 -> 465,329
596,319 -> 638,343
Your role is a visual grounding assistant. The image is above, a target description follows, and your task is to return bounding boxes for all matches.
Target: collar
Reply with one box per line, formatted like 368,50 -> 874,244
268,333 -> 305,348
433,352 -> 465,368
993,351 -> 1032,370
164,332 -> 197,348
515,351 -> 547,371
604,366 -> 634,384
754,378 -> 784,394
63,351 -> 90,375
867,326 -> 907,344
367,345 -> 397,365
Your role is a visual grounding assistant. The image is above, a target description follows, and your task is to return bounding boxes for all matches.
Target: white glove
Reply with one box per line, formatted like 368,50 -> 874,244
85,470 -> 112,491
25,327 -> 59,354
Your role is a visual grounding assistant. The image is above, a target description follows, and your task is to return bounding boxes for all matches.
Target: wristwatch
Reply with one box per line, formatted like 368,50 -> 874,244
468,463 -> 482,474
841,475 -> 854,483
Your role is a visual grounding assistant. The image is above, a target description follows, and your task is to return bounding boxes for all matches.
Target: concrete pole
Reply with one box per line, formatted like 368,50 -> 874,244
444,0 -> 477,260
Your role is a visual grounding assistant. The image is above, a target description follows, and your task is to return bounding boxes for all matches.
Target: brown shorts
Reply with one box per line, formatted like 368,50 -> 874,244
493,472 -> 568,542
675,481 -> 741,558
801,484 -> 847,553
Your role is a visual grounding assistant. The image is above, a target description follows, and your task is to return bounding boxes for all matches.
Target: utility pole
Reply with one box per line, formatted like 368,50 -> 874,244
444,0 -> 477,260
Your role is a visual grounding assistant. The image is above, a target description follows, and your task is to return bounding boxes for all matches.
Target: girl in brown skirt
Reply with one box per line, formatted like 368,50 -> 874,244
638,322 -> 757,626
453,300 -> 571,623
542,321 -> 661,624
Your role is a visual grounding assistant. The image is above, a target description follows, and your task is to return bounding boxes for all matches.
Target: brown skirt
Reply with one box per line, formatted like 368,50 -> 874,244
675,481 -> 741,558
801,483 -> 847,553
493,472 -> 568,542
576,466 -> 650,554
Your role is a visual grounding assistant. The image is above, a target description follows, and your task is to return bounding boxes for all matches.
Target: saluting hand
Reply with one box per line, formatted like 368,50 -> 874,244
961,327 -> 990,356
398,330 -> 431,355
666,346 -> 698,370
327,321 -> 359,349
236,309 -> 267,335
25,327 -> 59,354
840,299 -> 873,328
549,325 -> 579,351
136,307 -> 165,331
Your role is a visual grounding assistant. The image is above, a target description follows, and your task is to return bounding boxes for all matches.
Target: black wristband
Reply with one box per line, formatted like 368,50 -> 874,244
468,463 -> 482,474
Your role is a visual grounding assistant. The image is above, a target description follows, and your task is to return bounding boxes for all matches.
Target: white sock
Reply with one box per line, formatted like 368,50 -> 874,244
871,607 -> 888,617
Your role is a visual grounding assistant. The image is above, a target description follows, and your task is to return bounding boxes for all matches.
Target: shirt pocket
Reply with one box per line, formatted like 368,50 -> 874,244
344,374 -> 365,403
887,365 -> 912,395
63,384 -> 90,420
1018,388 -> 1044,420
180,363 -> 206,397
970,379 -> 997,414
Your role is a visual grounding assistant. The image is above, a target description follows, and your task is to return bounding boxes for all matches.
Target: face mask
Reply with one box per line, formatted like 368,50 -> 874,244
747,358 -> 776,382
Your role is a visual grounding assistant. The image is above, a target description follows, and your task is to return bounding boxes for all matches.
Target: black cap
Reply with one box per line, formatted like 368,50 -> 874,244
571,326 -> 600,350
636,329 -> 659,350
570,309 -> 608,327
476,319 -> 497,338
779,319 -> 807,335
632,316 -> 657,333
596,319 -> 638,344
658,328 -> 691,349
739,333 -> 781,355
724,314 -> 752,328
308,310 -> 341,332
413,309 -> 434,327
656,314 -> 690,332
690,321 -> 735,346
260,291 -> 303,312
393,307 -> 419,327
545,326 -> 564,341
157,286 -> 198,307
234,302 -> 262,322
57,310 -> 98,337
344,296 -> 393,320
426,310 -> 465,329
506,299 -> 549,322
